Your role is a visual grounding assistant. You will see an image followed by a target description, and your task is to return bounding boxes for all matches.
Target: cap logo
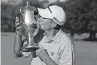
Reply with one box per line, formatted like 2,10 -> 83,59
53,17 -> 64,25
48,7 -> 52,13
51,52 -> 54,56
53,17 -> 60,22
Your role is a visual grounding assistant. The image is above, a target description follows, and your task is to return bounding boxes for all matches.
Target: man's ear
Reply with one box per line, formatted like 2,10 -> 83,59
52,22 -> 57,28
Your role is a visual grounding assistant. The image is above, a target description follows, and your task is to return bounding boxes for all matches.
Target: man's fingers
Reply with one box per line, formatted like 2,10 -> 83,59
16,27 -> 22,30
16,23 -> 23,27
16,23 -> 25,30
36,49 -> 41,55
39,45 -> 45,49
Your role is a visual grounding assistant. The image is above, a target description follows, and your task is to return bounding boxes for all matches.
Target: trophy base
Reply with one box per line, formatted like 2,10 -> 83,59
22,46 -> 39,52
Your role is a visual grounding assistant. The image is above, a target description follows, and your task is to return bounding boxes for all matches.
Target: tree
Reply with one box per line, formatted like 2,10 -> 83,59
63,0 -> 97,40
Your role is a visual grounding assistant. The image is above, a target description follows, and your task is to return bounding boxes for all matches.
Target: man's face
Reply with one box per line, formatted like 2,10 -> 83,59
38,17 -> 53,30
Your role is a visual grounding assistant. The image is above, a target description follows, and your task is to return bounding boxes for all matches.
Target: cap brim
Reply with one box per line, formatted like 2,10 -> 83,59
37,8 -> 52,19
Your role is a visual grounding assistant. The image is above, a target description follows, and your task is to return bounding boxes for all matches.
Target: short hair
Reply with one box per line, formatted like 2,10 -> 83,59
53,24 -> 62,30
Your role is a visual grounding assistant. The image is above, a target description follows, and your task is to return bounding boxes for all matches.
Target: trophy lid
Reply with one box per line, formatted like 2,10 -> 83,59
20,1 -> 36,12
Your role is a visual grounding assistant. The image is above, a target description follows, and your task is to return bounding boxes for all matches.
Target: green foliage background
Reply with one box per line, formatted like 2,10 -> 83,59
1,0 -> 97,33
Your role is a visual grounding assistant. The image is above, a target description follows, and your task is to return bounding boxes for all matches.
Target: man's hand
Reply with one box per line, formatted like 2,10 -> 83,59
36,46 -> 58,65
36,47 -> 50,62
15,17 -> 28,37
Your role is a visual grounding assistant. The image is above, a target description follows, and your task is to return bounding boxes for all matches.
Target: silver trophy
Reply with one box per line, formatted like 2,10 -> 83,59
20,1 -> 39,51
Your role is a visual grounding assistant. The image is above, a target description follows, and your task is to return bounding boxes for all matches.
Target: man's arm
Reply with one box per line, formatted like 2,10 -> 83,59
14,33 -> 23,58
58,36 -> 73,65
36,48 -> 58,65
14,16 -> 24,58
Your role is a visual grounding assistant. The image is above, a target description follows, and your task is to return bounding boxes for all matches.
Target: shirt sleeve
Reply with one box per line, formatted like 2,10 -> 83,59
58,35 -> 73,65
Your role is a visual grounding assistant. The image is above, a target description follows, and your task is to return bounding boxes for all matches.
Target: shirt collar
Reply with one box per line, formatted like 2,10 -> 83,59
43,30 -> 64,43
52,30 -> 64,43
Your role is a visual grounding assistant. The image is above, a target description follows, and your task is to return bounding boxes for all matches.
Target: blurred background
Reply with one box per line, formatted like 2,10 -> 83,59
1,0 -> 97,65
1,0 -> 97,40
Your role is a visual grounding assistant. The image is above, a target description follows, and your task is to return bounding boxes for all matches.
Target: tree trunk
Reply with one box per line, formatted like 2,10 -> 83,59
89,32 -> 96,39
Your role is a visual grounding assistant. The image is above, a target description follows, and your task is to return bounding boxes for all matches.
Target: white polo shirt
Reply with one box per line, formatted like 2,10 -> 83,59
23,30 -> 73,65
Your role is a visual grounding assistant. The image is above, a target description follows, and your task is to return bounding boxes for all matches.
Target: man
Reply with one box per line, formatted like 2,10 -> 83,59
32,5 -> 73,65
14,5 -> 73,65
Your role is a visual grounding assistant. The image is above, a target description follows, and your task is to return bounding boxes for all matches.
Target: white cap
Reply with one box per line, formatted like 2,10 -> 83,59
37,5 -> 66,25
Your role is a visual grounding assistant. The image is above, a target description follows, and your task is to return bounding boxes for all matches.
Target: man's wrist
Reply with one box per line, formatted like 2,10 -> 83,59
16,31 -> 22,35
44,57 -> 57,65
16,33 -> 22,37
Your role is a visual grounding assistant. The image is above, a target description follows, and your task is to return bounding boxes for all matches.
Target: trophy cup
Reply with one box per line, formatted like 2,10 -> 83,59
20,1 -> 39,52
